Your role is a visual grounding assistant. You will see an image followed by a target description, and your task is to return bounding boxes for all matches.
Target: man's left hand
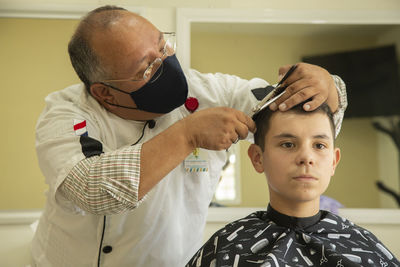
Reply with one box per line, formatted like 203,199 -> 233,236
270,62 -> 339,113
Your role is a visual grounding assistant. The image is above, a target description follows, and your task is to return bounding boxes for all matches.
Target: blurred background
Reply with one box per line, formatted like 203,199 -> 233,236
1,0 -> 400,212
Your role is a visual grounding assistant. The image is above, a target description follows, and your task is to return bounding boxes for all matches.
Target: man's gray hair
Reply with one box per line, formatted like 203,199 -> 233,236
68,5 -> 127,93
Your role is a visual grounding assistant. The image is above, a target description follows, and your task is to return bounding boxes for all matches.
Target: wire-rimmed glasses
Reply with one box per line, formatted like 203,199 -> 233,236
102,32 -> 176,84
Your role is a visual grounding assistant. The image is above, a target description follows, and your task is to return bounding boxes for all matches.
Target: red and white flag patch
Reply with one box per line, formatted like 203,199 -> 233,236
73,119 -> 88,136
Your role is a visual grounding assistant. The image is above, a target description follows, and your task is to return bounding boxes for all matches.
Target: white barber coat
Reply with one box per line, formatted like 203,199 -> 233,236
31,69 -> 267,266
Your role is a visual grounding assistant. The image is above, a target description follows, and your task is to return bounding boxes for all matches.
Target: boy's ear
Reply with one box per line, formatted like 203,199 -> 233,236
248,144 -> 264,173
331,147 -> 341,176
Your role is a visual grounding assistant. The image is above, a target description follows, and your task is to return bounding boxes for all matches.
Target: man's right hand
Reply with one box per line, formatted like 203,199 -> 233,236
181,107 -> 256,151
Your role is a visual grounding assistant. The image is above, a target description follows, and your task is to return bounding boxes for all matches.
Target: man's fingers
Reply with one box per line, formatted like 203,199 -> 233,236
231,135 -> 240,144
225,111 -> 254,150
224,111 -> 256,147
235,122 -> 250,141
270,62 -> 335,112
235,110 -> 256,133
278,85 -> 314,111
271,79 -> 308,109
279,63 -> 305,86
270,69 -> 304,110
244,115 -> 256,133
302,94 -> 326,111
278,64 -> 292,81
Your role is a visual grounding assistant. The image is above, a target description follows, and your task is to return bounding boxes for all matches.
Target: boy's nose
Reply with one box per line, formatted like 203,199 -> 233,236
296,148 -> 315,166
298,159 -> 314,165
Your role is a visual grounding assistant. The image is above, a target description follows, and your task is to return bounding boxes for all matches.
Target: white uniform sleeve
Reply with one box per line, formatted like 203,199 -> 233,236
332,75 -> 347,138
36,86 -> 146,215
186,69 -> 268,115
59,144 -> 145,215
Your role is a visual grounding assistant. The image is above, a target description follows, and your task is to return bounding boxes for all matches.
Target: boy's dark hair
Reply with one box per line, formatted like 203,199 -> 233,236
253,102 -> 335,151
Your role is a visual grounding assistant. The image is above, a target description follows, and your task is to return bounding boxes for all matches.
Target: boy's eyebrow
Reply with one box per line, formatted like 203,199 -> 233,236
273,133 -> 331,140
313,134 -> 331,140
273,133 -> 297,139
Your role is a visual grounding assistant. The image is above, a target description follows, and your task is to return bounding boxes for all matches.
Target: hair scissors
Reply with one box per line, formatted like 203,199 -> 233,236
252,64 -> 298,117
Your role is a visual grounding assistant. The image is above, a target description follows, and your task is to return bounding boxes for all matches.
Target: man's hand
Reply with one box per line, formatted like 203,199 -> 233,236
269,63 -> 339,113
182,107 -> 256,151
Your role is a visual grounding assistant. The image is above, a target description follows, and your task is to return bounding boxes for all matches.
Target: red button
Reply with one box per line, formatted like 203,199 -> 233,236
185,97 -> 199,113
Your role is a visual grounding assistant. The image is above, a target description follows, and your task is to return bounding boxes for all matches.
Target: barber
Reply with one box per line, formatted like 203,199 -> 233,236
31,5 -> 347,267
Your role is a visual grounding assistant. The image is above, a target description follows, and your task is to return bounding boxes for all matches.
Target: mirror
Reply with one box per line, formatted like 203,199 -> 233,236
177,8 -> 400,209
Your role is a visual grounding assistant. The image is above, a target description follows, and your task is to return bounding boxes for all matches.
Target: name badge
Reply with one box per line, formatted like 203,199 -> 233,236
184,148 -> 209,172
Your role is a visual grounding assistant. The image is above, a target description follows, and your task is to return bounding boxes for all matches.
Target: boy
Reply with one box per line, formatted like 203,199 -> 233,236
187,102 -> 399,267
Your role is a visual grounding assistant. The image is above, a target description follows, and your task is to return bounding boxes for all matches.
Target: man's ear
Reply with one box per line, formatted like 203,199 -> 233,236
90,83 -> 116,109
331,147 -> 341,176
248,144 -> 264,173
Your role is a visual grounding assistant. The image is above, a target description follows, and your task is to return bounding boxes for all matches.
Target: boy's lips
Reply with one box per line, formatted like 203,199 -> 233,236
293,174 -> 317,181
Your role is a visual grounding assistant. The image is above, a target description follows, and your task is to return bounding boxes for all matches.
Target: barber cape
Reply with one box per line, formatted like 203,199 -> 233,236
187,205 -> 399,267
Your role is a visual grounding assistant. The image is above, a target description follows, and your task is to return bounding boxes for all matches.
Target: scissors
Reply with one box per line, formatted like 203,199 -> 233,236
252,64 -> 298,118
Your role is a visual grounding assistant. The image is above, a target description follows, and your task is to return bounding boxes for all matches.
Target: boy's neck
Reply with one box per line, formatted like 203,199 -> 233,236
269,198 -> 320,218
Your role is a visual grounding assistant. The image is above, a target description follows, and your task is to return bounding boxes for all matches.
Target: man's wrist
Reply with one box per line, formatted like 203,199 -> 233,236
178,117 -> 197,151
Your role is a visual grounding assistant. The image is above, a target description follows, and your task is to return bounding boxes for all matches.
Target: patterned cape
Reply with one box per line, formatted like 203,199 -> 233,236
187,206 -> 399,267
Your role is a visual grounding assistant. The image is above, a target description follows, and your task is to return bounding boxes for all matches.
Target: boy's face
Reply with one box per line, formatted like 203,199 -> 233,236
248,110 -> 341,213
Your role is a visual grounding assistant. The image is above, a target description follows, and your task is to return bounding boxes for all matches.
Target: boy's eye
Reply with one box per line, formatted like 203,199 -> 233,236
315,143 -> 326,150
281,142 -> 294,148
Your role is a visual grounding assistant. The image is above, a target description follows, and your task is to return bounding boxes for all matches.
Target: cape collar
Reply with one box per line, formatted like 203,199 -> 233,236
264,204 -> 322,230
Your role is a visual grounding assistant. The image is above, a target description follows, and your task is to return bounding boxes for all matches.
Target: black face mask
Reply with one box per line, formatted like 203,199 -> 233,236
103,55 -> 188,114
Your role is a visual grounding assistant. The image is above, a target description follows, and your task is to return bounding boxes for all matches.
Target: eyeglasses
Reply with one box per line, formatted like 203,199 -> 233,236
102,32 -> 176,84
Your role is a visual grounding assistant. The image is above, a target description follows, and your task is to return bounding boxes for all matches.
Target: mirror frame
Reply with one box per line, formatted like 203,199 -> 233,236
176,8 -> 400,70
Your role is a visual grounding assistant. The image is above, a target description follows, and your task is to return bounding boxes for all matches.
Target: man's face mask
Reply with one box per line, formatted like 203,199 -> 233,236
102,55 -> 188,114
